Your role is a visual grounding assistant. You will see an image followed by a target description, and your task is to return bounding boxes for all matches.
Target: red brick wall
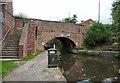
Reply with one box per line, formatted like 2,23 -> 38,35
37,20 -> 85,50
15,17 -> 24,29
27,20 -> 37,55
2,1 -> 15,47
81,19 -> 95,28
3,1 -> 13,36
15,18 -> 86,51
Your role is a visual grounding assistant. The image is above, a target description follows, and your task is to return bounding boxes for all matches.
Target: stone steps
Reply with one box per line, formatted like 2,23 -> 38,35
2,47 -> 19,51
2,28 -> 22,60
2,46 -> 19,59
0,55 -> 19,59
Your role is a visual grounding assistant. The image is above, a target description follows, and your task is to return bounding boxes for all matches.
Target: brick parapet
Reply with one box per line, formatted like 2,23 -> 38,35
19,24 -> 28,58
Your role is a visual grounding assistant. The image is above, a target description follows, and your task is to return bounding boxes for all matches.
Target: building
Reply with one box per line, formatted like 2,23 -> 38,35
80,19 -> 95,27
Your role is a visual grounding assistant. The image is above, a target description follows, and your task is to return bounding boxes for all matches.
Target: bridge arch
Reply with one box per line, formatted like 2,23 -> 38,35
44,37 -> 76,50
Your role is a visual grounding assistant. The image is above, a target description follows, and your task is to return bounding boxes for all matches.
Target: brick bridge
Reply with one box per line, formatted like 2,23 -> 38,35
1,1 -> 94,59
37,20 -> 85,50
18,18 -> 86,58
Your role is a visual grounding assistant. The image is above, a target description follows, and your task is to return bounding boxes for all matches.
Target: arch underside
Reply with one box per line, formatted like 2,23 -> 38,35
45,37 -> 76,49
56,37 -> 76,49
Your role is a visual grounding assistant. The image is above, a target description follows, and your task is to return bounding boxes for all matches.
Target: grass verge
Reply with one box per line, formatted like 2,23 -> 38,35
0,50 -> 43,78
23,50 -> 43,61
1,61 -> 18,78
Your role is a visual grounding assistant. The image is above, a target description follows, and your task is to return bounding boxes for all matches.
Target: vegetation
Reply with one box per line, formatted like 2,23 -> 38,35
84,22 -> 111,48
46,39 -> 63,50
0,61 -> 2,77
62,14 -> 78,24
0,51 -> 43,78
15,12 -> 30,23
111,0 -> 120,43
83,0 -> 120,50
23,50 -> 43,61
1,60 -> 24,78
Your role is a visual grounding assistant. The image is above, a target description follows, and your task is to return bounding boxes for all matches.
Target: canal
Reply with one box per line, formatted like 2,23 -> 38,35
59,52 -> 119,82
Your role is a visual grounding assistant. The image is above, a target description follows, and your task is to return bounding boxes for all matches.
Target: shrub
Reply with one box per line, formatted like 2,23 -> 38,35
84,22 -> 111,48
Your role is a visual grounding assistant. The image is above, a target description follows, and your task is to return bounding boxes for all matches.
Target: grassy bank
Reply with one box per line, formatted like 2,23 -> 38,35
1,60 -> 24,78
23,50 -> 43,61
0,50 -> 43,78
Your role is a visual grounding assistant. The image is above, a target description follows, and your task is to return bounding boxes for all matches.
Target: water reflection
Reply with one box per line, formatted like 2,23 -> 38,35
59,53 -> 119,82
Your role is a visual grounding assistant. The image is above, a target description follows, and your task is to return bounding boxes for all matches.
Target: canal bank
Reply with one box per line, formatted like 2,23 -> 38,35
78,50 -> 119,57
3,51 -> 67,82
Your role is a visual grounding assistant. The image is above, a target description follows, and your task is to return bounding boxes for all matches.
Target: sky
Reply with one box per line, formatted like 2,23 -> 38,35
12,0 -> 115,24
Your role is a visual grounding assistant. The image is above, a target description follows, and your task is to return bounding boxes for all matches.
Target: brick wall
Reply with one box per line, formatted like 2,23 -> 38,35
3,1 -> 13,35
2,1 -> 15,48
27,20 -> 37,55
37,20 -> 85,50
13,18 -> 86,53
0,4 -> 2,40
15,17 -> 24,29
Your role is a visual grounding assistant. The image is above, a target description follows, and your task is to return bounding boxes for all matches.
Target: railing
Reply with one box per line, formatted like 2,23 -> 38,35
0,5 -> 14,48
0,25 -> 11,42
19,24 -> 29,59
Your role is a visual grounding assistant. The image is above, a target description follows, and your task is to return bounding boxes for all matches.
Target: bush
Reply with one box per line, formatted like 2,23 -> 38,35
84,22 -> 111,48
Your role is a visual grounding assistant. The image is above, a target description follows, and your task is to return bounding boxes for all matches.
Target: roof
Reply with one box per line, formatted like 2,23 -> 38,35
80,19 -> 95,27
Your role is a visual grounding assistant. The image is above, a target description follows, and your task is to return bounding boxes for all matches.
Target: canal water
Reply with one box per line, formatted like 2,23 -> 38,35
59,53 -> 119,82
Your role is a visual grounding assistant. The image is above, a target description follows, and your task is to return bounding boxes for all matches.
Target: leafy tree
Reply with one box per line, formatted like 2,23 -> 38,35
62,14 -> 78,24
84,22 -> 111,48
46,39 -> 63,50
112,0 -> 120,24
111,0 -> 120,43
15,12 -> 30,23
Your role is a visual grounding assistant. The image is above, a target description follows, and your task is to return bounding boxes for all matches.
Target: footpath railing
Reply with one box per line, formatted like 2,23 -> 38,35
19,24 -> 29,59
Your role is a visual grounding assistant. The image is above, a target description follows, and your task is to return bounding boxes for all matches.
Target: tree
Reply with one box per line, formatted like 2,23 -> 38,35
111,0 -> 120,24
84,22 -> 111,48
111,0 -> 120,43
45,39 -> 63,50
15,12 -> 30,23
62,14 -> 78,24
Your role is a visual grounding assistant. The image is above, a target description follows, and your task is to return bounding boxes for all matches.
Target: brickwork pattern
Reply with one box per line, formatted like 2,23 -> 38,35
15,17 -> 24,29
27,20 -> 37,55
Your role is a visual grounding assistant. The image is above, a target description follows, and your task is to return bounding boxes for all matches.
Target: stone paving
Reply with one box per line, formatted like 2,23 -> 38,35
2,51 -> 66,82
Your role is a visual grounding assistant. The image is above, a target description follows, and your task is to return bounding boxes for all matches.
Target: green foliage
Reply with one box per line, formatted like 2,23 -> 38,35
1,51 -> 42,77
76,45 -> 87,50
1,61 -> 18,77
15,12 -> 30,23
0,61 -> 2,77
84,22 -> 111,48
46,39 -> 63,50
23,50 -> 43,61
109,24 -> 120,43
23,18 -> 30,24
57,51 -> 62,61
112,0 -> 120,24
62,14 -> 78,24
59,67 -> 64,74
111,0 -> 120,43
114,53 -> 120,58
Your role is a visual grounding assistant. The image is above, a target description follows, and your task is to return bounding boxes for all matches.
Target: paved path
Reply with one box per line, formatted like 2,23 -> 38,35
3,51 -> 66,82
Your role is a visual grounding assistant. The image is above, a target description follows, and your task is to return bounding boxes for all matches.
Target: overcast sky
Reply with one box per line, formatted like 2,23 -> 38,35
13,0 -> 115,24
